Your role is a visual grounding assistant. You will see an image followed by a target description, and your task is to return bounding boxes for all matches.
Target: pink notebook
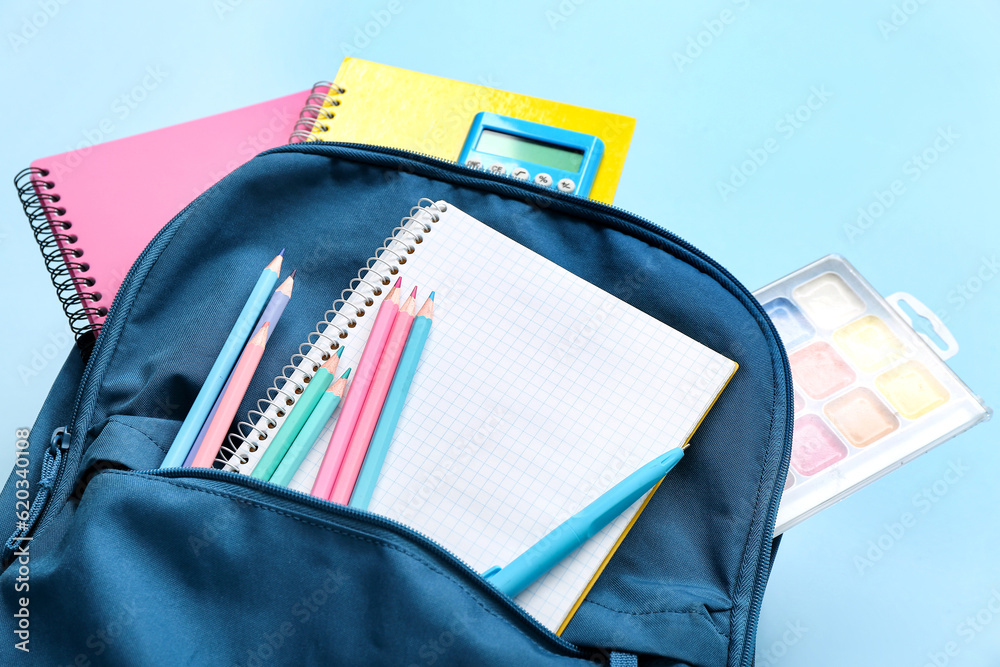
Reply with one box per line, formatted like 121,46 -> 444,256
16,87 -> 326,345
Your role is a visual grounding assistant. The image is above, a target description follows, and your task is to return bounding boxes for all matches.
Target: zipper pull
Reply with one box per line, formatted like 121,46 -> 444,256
2,425 -> 71,567
49,426 -> 69,455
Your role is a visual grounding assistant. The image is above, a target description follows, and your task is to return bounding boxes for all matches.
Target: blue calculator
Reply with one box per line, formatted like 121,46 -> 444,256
458,112 -> 604,197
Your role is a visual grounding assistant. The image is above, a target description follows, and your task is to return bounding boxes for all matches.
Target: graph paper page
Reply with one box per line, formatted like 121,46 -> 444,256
284,201 -> 736,630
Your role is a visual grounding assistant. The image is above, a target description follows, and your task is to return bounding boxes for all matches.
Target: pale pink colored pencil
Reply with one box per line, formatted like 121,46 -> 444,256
191,323 -> 270,468
330,287 -> 418,504
311,279 -> 402,499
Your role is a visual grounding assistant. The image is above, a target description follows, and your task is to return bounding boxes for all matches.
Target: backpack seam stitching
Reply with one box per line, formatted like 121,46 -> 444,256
580,599 -> 730,643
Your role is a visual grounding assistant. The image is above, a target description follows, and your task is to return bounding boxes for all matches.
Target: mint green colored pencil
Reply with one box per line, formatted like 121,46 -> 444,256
270,368 -> 351,487
252,349 -> 342,481
350,293 -> 433,509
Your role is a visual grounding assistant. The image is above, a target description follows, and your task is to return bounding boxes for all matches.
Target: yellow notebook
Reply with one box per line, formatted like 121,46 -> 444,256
300,58 -> 635,205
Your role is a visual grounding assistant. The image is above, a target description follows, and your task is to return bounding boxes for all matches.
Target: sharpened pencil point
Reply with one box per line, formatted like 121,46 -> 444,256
416,294 -> 434,319
279,248 -> 285,257
410,286 -> 418,298
252,322 -> 270,344
290,269 -> 296,279
266,253 -> 284,274
336,346 -> 344,357
394,277 -> 402,288
321,353 -> 340,372
342,368 -> 352,378
276,273 -> 295,297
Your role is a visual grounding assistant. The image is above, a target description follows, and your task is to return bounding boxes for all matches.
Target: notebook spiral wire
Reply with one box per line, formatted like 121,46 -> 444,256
14,167 -> 105,354
288,81 -> 345,143
217,199 -> 446,470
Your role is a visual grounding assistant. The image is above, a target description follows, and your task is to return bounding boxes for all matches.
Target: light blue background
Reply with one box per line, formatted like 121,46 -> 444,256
1,1 -> 998,664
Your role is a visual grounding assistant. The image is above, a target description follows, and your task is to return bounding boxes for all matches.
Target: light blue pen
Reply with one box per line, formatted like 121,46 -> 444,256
482,447 -> 686,598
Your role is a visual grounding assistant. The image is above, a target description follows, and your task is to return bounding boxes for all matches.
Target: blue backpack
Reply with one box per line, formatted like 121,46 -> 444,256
1,143 -> 792,666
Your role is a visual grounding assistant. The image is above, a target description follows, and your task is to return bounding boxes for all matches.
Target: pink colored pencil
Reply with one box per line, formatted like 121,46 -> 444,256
191,323 -> 270,468
311,279 -> 402,499
329,287 -> 418,504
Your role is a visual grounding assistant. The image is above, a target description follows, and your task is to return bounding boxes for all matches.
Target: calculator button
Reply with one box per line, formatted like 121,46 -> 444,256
488,162 -> 506,175
465,158 -> 482,169
557,178 -> 576,193
535,173 -> 553,187
511,167 -> 530,180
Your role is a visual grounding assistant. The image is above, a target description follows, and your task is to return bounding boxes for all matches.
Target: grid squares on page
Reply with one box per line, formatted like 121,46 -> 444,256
283,202 -> 735,631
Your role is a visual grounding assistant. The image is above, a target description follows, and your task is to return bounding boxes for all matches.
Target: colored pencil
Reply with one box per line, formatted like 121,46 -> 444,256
331,287 -> 418,504
251,349 -> 341,481
350,293 -> 434,509
184,271 -> 295,467
191,323 -> 271,468
311,279 -> 402,499
161,252 -> 282,468
271,369 -> 351,488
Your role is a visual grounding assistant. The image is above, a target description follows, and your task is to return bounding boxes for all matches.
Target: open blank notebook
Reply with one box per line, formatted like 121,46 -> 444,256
225,201 -> 737,631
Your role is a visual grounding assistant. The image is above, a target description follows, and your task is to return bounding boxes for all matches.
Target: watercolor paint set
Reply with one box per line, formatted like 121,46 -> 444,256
755,255 -> 990,534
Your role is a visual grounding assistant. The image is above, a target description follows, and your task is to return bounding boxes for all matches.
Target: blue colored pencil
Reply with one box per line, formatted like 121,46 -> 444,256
349,292 -> 434,509
183,271 -> 295,467
160,252 -> 283,468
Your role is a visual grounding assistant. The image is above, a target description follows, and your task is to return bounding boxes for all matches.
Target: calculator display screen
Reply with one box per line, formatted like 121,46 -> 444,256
475,129 -> 584,172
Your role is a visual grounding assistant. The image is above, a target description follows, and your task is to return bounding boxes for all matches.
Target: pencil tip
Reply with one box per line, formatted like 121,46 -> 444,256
279,248 -> 285,257
394,277 -> 402,288
429,291 -> 435,301
409,286 -> 418,297
254,322 -> 270,342
336,346 -> 344,357
290,269 -> 296,279
342,368 -> 352,378
266,253 -> 284,273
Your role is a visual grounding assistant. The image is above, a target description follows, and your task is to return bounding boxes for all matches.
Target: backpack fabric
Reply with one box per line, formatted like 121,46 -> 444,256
1,143 -> 792,666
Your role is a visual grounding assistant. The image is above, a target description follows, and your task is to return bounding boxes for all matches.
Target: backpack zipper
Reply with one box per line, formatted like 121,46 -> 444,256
147,466 -> 588,658
34,141 -> 790,665
1,426 -> 70,566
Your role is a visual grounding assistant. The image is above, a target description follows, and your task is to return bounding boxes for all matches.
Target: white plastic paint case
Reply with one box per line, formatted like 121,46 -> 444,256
754,255 -> 990,535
